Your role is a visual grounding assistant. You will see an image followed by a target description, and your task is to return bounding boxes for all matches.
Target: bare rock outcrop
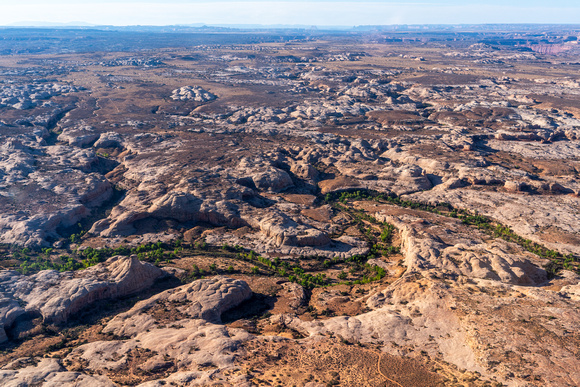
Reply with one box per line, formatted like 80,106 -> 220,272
251,212 -> 331,248
407,188 -> 580,256
375,211 -> 548,286
0,82 -> 79,110
104,276 -> 252,336
0,278 -> 252,386
0,256 -> 164,342
0,358 -> 115,387
236,157 -> 294,193
277,281 -> 483,374
0,137 -> 113,247
281,282 -> 307,310
170,86 -> 217,102
59,277 -> 252,385
94,132 -> 124,149
57,125 -> 99,147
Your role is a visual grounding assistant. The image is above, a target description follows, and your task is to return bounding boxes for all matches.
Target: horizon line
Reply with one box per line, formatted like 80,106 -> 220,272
3,22 -> 580,28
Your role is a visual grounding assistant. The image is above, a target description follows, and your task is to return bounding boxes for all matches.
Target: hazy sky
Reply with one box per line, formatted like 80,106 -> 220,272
1,0 -> 579,26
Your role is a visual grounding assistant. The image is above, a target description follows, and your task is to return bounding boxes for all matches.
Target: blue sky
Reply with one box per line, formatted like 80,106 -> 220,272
1,1 -> 579,26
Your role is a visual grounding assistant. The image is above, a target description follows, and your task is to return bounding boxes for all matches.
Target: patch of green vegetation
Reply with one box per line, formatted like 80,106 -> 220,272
327,195 -> 401,263
235,250 -> 326,288
324,189 -> 452,214
349,264 -> 387,285
457,213 -> 577,276
9,242 -> 180,275
69,232 -> 83,244
288,267 -> 327,288
324,188 -> 579,277
18,255 -> 83,275
189,264 -> 205,279
232,247 -> 389,288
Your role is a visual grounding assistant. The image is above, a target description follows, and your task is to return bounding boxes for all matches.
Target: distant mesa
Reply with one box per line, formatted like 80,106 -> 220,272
525,43 -> 574,55
7,21 -> 96,27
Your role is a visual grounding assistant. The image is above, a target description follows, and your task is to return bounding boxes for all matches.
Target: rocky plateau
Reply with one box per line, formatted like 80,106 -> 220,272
0,26 -> 579,386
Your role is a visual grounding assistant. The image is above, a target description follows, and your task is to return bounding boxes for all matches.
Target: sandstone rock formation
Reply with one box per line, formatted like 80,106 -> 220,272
0,82 -> 79,110
0,277 -> 253,386
104,276 -> 252,335
170,86 -> 217,102
0,256 -> 164,343
0,358 -> 115,387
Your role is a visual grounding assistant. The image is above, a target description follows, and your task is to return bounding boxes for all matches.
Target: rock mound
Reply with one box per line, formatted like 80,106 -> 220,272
0,256 -> 164,343
34,277 -> 253,386
376,212 -> 548,286
104,276 -> 252,337
170,86 -> 217,102
0,358 -> 115,387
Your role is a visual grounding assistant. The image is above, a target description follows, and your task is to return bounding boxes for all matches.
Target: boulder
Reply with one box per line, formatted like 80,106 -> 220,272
291,162 -> 319,180
94,132 -> 124,149
251,167 -> 294,192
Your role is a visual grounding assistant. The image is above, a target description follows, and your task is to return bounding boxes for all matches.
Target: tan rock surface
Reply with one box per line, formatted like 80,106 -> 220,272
0,256 -> 164,342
